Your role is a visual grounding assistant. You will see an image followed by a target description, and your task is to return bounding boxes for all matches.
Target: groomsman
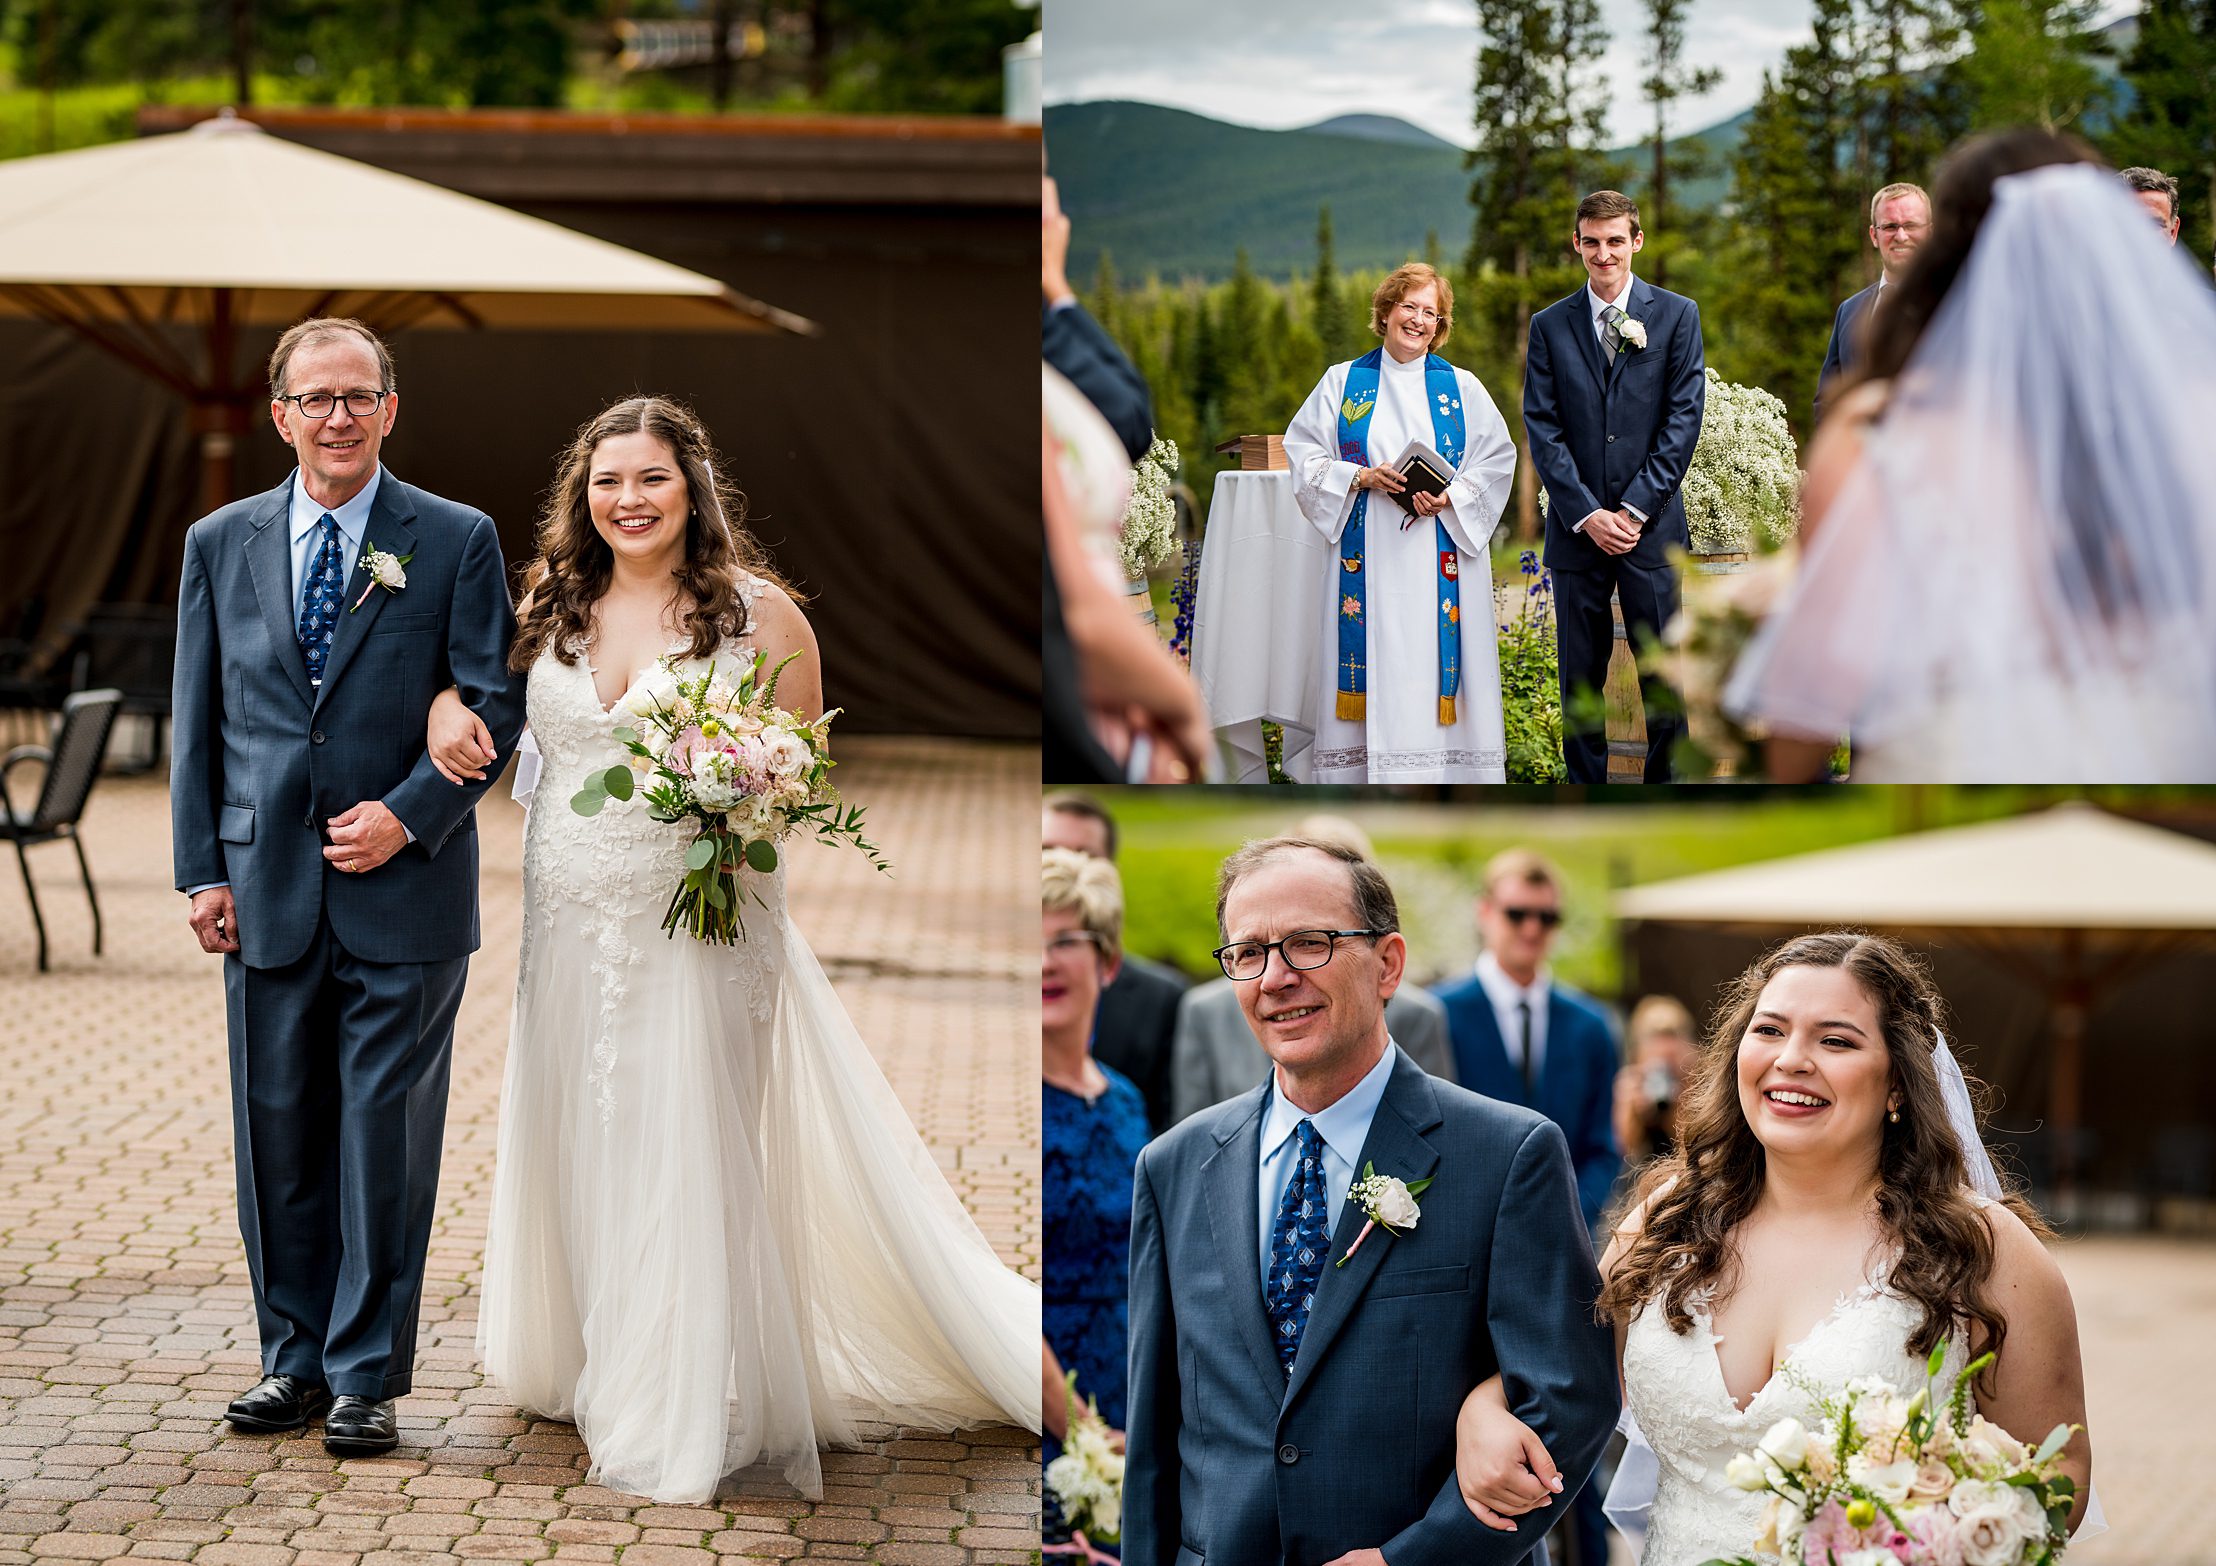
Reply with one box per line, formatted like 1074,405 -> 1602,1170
1815,182 -> 1930,424
2120,167 -> 2182,248
1523,190 -> 1705,783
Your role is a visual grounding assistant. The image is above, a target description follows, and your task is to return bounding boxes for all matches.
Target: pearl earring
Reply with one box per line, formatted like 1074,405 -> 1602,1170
1888,1108 -> 1901,1124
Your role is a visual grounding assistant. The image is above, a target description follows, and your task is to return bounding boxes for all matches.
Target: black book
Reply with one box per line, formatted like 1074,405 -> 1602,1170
1384,439 -> 1453,519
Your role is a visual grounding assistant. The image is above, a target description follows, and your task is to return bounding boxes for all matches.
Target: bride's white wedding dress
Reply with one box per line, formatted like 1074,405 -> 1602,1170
1621,1266 -> 1970,1566
477,580 -> 1040,1503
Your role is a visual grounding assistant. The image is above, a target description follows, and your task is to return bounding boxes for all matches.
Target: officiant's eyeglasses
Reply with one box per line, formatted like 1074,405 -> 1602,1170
1393,303 -> 1444,324
1213,929 -> 1387,982
280,389 -> 391,418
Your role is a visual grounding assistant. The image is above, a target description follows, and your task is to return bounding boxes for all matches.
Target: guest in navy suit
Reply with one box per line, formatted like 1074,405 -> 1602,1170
1815,182 -> 1931,425
1431,848 -> 1619,1566
1522,191 -> 1705,783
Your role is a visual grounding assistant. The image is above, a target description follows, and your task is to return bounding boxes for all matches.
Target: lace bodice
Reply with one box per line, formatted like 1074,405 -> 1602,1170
517,578 -> 780,1121
1624,1267 -> 1972,1566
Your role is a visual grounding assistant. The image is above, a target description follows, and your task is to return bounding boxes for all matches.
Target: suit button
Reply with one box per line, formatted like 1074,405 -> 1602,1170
1607,434 -> 1617,443
311,730 -> 326,744
1277,1443 -> 1299,1465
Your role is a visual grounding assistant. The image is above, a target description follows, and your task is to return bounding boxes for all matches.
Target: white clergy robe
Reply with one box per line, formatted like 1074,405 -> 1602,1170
1281,349 -> 1518,782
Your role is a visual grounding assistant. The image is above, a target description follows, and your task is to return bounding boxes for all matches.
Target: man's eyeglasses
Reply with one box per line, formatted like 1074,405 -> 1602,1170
1211,928 -> 1386,982
280,390 -> 391,419
1499,906 -> 1562,929
1045,931 -> 1107,960
1872,221 -> 1928,237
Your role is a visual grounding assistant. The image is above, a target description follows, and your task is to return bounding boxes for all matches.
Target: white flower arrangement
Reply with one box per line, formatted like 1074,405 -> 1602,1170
1114,436 -> 1181,582
1683,368 -> 1801,556
348,541 -> 412,611
1335,1161 -> 1434,1267
1045,1371 -> 1124,1545
1619,316 -> 1648,350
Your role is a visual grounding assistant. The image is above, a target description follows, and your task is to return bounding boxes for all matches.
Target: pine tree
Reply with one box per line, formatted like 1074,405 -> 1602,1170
1309,206 -> 1346,361
1640,0 -> 1723,287
1961,0 -> 2109,132
2105,0 -> 2216,263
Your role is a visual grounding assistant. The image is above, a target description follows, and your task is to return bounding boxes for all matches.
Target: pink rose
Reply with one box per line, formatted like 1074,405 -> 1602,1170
1803,1500 -> 1869,1565
665,725 -> 709,777
1907,1508 -> 1966,1566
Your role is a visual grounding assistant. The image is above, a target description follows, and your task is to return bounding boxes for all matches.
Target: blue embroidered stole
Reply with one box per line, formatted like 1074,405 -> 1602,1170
1335,349 -> 1468,724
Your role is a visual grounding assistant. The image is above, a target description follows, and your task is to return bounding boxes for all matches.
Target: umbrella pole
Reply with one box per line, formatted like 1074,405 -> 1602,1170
191,401 -> 250,517
2050,928 -> 2088,1209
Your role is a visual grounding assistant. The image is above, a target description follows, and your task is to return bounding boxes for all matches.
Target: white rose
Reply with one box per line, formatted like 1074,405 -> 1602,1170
1964,1415 -> 2029,1471
761,728 -> 810,780
705,678 -> 738,713
1371,1178 -> 1421,1230
1955,1502 -> 2029,1566
1757,1417 -> 1809,1469
745,794 -> 781,829
621,663 -> 681,717
1948,1479 -> 2017,1518
1620,317 -> 1647,349
371,553 -> 406,589
1847,1453 -> 1919,1504
1725,1453 -> 1769,1492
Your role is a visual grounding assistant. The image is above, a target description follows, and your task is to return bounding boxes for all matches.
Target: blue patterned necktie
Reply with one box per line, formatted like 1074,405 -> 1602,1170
1263,1119 -> 1332,1374
297,514 -> 344,686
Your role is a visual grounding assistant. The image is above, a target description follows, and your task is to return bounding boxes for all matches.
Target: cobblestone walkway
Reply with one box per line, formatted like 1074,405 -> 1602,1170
0,738 -> 1041,1565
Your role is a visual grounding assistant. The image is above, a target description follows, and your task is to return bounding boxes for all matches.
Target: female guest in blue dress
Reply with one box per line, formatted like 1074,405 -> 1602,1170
1042,848 -> 1150,1541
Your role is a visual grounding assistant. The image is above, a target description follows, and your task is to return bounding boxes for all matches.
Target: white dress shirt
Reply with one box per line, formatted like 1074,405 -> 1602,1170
1256,1039 -> 1399,1282
288,465 -> 383,624
1474,949 -> 1550,1090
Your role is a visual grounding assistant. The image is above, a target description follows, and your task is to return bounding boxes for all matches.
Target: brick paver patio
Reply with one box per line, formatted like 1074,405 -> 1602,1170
0,737 -> 1041,1565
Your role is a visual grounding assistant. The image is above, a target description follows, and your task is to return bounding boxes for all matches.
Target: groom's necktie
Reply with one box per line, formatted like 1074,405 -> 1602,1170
297,514 -> 344,687
1263,1119 -> 1331,1374
1601,303 -> 1626,357
1517,998 -> 1536,1101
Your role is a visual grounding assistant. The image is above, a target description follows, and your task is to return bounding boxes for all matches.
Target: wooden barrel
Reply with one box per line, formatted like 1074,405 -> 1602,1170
1125,576 -> 1158,627
1602,552 -> 1749,781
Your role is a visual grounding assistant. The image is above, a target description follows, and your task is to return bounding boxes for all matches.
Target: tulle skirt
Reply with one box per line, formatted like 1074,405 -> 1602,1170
477,879 -> 1040,1502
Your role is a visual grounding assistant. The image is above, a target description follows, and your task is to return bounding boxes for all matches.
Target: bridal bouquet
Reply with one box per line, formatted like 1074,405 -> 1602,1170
1044,1371 -> 1124,1551
570,649 -> 887,943
1701,1347 -> 2079,1566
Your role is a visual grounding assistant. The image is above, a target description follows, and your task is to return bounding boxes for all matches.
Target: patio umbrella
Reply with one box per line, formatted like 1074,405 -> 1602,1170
0,111 -> 816,511
1612,802 -> 2216,1190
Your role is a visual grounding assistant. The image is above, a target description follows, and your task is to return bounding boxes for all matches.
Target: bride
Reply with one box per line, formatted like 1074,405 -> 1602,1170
426,395 -> 1040,1503
1449,931 -> 2093,1563
1724,129 -> 2216,781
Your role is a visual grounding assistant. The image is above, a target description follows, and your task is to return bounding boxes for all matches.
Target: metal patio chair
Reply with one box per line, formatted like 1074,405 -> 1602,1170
1,688 -> 122,972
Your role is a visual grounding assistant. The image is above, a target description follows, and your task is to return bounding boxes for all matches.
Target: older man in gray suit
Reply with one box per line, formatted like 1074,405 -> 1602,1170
171,318 -> 526,1454
1125,838 -> 1617,1566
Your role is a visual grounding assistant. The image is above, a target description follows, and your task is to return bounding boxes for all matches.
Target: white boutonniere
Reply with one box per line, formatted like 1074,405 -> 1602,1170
348,541 -> 412,612
1619,317 -> 1648,351
1335,1161 -> 1433,1267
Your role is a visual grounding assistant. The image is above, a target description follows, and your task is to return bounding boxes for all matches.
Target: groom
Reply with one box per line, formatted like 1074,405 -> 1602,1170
1124,838 -> 1617,1566
171,317 -> 526,1452
1523,190 -> 1706,783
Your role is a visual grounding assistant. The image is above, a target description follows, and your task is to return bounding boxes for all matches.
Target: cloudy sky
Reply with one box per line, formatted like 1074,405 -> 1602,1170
1042,0 -> 2123,149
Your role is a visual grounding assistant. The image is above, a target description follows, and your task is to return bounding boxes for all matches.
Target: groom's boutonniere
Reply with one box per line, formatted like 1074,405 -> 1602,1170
1619,317 -> 1648,351
348,542 -> 412,612
1335,1161 -> 1433,1267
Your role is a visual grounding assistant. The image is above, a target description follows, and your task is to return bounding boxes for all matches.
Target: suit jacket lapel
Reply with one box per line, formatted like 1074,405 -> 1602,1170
243,479 -> 314,708
313,473 -> 417,713
1201,1083 -> 1287,1393
1567,286 -> 1608,398
1283,1055 -> 1442,1407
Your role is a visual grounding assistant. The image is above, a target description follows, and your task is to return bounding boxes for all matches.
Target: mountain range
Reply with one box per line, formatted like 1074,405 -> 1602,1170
1046,14 -> 2138,284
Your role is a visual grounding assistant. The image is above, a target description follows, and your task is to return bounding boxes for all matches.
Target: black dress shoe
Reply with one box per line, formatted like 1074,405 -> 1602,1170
323,1395 -> 399,1454
224,1374 -> 331,1433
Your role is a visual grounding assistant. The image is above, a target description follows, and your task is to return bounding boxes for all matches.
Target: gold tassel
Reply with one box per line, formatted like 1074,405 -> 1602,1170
1337,690 -> 1366,721
1438,695 -> 1457,726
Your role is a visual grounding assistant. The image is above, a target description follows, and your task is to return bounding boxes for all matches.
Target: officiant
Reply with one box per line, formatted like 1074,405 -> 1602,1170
1281,263 -> 1518,783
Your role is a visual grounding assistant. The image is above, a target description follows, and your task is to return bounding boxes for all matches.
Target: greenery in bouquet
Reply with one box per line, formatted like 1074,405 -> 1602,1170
1500,550 -> 1569,783
1115,437 -> 1181,582
1684,368 -> 1801,556
1045,1371 -> 1125,1546
1700,1345 -> 2080,1566
570,648 -> 888,943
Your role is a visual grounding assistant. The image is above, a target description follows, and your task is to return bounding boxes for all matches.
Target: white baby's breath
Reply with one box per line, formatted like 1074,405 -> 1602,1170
1683,367 -> 1801,555
1115,436 -> 1181,581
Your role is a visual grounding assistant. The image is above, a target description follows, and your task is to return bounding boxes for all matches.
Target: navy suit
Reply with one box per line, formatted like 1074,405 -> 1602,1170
1815,281 -> 1880,427
1125,1048 -> 1618,1566
1043,297 -> 1155,462
1523,279 -> 1706,782
171,469 -> 526,1398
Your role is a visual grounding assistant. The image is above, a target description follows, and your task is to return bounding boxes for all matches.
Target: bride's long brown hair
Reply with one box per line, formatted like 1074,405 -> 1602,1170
1598,932 -> 2048,1379
509,396 -> 797,674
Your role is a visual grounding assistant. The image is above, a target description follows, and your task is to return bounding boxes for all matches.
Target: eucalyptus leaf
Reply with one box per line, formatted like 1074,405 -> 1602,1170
2033,1424 -> 2072,1464
571,786 -> 608,817
685,837 -> 718,871
706,878 -> 728,910
603,765 -> 634,800
745,839 -> 779,873
612,724 -> 639,746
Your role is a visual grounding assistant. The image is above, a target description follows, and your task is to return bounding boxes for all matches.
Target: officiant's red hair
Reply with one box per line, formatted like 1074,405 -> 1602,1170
1369,263 -> 1455,350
